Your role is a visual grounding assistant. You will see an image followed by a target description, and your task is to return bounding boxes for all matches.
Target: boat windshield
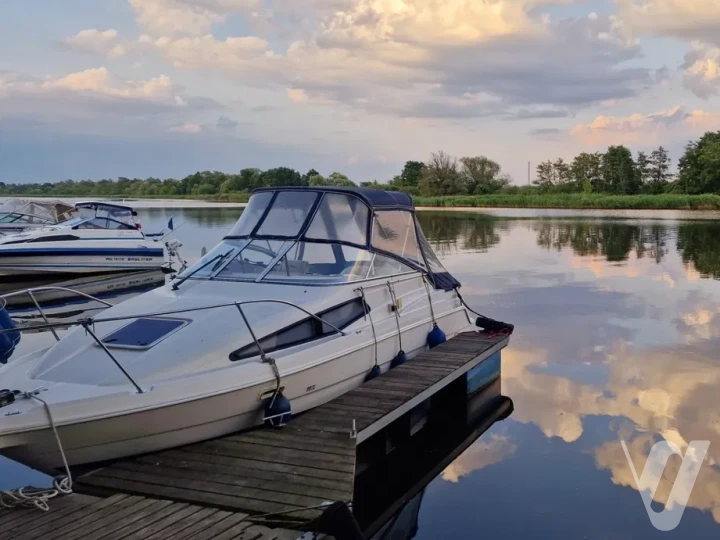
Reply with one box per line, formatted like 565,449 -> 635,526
0,200 -> 75,224
179,188 -> 459,288
76,203 -> 138,230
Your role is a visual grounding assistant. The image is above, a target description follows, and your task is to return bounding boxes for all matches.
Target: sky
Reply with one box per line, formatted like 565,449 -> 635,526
1,0 -> 720,184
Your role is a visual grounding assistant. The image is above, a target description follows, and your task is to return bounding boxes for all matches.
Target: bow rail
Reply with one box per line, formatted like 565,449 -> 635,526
0,287 -> 348,393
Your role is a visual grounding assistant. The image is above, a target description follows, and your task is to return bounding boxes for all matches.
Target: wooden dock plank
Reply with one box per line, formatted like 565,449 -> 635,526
51,497 -> 158,540
0,495 -> 94,534
181,513 -> 252,540
190,440 -> 355,474
118,504 -> 205,540
111,460 -> 352,501
99,501 -> 192,540
134,453 -> 353,496
86,467 -> 329,510
4,494 -> 130,540
165,509 -> 235,540
158,448 -> 354,483
144,506 -> 220,540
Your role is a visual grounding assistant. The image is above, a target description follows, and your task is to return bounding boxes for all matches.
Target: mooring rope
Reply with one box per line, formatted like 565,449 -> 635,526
0,391 -> 72,512
386,282 -> 403,352
358,287 -> 378,368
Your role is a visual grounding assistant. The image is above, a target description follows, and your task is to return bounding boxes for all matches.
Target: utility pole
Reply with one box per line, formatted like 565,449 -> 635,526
528,161 -> 531,185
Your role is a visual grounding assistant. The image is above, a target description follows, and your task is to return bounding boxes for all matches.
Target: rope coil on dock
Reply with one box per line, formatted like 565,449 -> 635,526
0,390 -> 73,512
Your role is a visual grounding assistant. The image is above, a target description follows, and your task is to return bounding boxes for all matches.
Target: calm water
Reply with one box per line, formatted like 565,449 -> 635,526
2,206 -> 720,538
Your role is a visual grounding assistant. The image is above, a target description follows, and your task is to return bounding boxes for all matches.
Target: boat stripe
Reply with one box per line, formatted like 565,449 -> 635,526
0,248 -> 164,257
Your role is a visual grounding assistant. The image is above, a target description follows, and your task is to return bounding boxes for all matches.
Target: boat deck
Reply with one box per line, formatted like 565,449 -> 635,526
2,331 -> 509,539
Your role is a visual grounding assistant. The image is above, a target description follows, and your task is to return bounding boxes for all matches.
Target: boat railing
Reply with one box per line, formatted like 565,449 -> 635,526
0,287 -> 348,394
1,287 -> 114,342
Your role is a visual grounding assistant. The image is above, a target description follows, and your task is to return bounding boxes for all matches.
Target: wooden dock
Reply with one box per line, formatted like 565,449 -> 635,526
0,494 -> 302,540
1,331 -> 509,539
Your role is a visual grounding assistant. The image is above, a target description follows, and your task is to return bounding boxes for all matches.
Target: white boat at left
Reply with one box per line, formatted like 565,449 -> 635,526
0,201 -> 178,278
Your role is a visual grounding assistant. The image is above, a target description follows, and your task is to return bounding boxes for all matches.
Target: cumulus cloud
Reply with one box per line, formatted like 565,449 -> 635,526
129,0 -> 262,35
682,42 -> 720,98
0,66 -> 219,133
570,106 -> 720,144
616,0 -> 720,46
137,1 -> 650,119
62,29 -> 126,58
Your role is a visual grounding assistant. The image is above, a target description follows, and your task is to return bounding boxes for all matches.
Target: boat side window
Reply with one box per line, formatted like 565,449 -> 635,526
226,192 -> 273,238
304,194 -> 369,246
264,242 -> 414,283
255,192 -> 318,237
229,298 -> 368,361
372,211 -> 426,269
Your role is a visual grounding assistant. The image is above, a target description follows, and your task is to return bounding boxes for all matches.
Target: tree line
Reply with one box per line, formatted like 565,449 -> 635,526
1,131 -> 719,199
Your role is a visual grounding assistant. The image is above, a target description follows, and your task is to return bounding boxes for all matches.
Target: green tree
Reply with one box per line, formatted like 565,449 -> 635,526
678,132 -> 720,194
459,156 -> 509,194
602,145 -> 639,194
418,151 -> 464,196
259,167 -> 304,187
326,172 -> 355,186
635,151 -> 651,189
308,174 -> 328,186
647,146 -> 673,194
400,161 -> 426,187
534,160 -> 556,191
571,152 -> 603,192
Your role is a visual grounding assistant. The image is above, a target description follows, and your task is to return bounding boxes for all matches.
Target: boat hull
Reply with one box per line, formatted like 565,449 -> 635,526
0,310 -> 471,474
0,249 -> 165,276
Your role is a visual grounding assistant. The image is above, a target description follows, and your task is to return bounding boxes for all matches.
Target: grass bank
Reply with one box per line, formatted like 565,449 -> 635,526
414,193 -> 720,210
5,192 -> 720,210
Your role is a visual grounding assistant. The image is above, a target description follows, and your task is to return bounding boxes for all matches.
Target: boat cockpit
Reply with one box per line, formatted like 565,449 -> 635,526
175,187 -> 459,289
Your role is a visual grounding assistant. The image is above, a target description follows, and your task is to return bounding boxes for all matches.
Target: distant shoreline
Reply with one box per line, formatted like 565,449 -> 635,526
3,193 -> 720,211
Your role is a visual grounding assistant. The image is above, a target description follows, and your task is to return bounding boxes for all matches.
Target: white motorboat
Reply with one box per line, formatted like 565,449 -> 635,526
0,202 -> 177,278
0,199 -> 77,234
0,187 -> 504,474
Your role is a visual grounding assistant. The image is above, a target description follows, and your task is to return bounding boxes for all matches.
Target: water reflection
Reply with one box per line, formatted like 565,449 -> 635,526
535,221 -> 670,263
420,212 -> 720,538
1,209 -> 720,538
416,212 -> 506,256
677,223 -> 720,280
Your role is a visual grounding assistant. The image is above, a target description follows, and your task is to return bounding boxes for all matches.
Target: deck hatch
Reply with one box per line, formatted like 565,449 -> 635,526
101,317 -> 188,350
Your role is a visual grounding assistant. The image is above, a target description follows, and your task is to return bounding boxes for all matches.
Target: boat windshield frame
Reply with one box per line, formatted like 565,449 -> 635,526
177,188 -> 434,286
74,202 -> 139,230
0,211 -> 55,225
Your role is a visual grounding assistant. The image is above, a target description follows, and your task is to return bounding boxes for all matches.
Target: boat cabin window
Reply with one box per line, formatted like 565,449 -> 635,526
230,298 -> 368,361
372,211 -> 426,269
305,194 -> 369,246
